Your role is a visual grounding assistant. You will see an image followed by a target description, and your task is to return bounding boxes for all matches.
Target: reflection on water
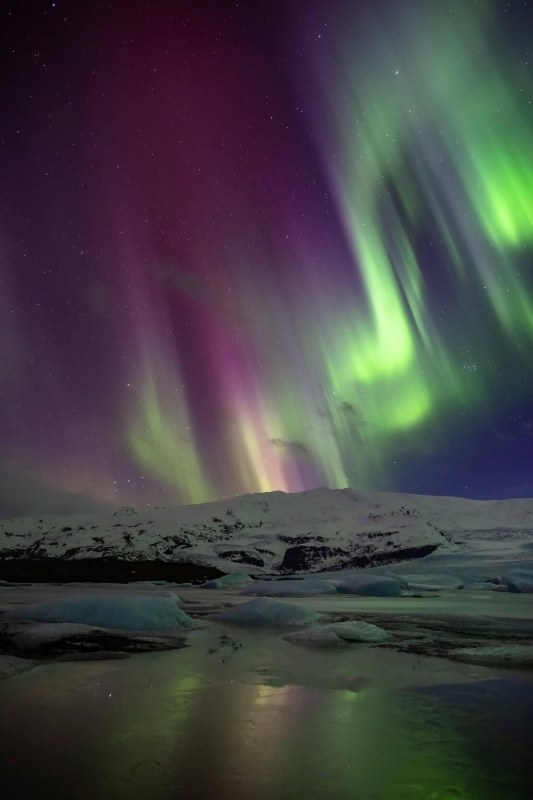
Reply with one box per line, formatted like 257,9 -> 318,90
0,644 -> 532,800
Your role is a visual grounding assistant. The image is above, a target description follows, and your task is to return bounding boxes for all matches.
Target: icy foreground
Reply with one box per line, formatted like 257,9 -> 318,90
1,606 -> 533,800
2,487 -> 533,576
2,568 -> 533,800
1,573 -> 533,666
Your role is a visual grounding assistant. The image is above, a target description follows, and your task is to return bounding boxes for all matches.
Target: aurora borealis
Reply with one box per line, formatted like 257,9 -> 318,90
1,0 -> 533,513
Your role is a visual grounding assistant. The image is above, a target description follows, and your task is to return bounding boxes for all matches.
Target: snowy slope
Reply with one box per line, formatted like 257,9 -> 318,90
1,487 -> 533,574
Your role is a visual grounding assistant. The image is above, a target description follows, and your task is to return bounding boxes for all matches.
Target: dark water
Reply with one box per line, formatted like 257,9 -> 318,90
1,638 -> 533,800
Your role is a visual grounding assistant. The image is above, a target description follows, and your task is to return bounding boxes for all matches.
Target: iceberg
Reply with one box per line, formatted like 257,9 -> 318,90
336,575 -> 402,597
398,574 -> 463,590
201,572 -> 253,589
462,581 -> 503,591
10,622 -> 107,651
283,620 -> 388,648
241,579 -> 338,597
502,568 -> 533,593
215,597 -> 318,627
283,627 -> 348,648
5,593 -> 194,631
327,620 -> 388,642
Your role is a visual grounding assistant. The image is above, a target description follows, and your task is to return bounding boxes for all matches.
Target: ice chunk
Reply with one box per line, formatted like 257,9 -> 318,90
201,571 -> 253,589
462,581 -> 504,591
327,621 -> 388,642
5,593 -> 194,631
283,620 -> 388,647
215,597 -> 318,627
283,627 -> 347,648
399,574 -> 463,590
0,655 -> 36,680
10,622 -> 107,651
450,645 -> 533,667
128,580 -> 174,588
336,575 -> 402,596
381,571 -> 409,588
241,579 -> 338,597
502,568 -> 533,593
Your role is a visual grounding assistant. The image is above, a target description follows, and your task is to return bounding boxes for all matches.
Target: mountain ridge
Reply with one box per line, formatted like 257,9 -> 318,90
2,487 -> 532,577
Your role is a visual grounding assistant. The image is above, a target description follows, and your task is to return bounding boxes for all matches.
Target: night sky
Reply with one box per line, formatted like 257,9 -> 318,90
1,0 -> 533,516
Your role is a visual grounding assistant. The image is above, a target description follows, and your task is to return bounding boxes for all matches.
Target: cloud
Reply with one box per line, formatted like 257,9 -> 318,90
340,400 -> 358,416
339,400 -> 367,435
521,420 -> 533,437
0,464 -> 112,519
268,438 -> 311,455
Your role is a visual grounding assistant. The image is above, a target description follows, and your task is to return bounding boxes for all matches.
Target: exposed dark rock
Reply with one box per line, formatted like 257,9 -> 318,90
278,534 -> 326,544
346,544 -> 439,569
280,543 -> 438,573
217,550 -> 265,567
281,545 -> 351,572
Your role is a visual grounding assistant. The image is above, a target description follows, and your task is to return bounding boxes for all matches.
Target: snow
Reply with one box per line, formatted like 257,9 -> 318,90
241,578 -> 338,596
215,597 -> 319,627
2,486 -> 533,576
4,593 -> 194,631
336,575 -> 402,596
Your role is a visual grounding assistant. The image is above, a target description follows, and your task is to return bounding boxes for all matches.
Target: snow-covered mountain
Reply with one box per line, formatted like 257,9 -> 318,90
1,487 -> 533,575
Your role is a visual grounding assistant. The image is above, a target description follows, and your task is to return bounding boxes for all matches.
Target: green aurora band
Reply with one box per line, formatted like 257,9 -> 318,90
127,0 -> 533,502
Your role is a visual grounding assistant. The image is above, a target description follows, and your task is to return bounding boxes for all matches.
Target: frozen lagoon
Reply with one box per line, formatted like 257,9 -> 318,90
1,582 -> 533,799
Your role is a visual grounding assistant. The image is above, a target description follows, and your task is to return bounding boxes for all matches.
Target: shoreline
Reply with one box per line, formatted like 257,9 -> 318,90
0,558 -> 222,584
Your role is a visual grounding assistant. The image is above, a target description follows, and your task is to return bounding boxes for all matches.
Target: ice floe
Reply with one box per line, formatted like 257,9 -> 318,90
336,575 -> 402,596
4,592 -> 194,631
215,597 -> 318,627
241,578 -> 338,596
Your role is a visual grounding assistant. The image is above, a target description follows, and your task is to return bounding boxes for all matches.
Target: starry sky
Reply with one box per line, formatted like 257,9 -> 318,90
1,0 -> 533,516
